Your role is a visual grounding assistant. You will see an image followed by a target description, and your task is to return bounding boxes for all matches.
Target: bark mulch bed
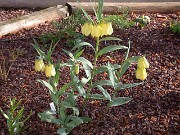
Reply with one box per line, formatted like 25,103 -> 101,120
0,8 -> 179,135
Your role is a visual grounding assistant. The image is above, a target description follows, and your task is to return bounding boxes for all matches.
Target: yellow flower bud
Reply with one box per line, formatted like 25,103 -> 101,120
45,64 -> 56,77
35,59 -> 45,72
91,25 -> 102,38
81,23 -> 93,36
137,56 -> 149,69
75,64 -> 79,75
136,68 -> 147,81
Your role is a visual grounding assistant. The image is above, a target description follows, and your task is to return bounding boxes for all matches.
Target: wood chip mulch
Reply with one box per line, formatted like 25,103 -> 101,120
0,8 -> 179,135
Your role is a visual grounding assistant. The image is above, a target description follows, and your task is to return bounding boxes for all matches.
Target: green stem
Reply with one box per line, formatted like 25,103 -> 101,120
83,37 -> 100,108
102,105 -> 110,121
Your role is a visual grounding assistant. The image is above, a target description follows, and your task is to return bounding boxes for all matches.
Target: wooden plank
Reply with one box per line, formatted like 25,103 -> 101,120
67,2 -> 180,14
0,0 -> 180,8
0,5 -> 69,38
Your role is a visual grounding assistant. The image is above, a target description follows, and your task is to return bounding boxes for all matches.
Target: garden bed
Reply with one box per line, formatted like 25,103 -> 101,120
0,8 -> 179,135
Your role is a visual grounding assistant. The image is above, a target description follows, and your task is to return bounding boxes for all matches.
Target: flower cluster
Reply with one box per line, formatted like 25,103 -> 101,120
136,56 -> 149,80
81,22 -> 113,38
35,59 -> 56,77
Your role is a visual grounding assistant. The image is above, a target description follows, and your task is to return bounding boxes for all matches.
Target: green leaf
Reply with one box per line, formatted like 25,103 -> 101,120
38,110 -> 64,125
62,49 -> 74,59
61,101 -> 79,116
14,107 -> 24,122
108,97 -> 132,107
60,107 -> 66,122
0,108 -> 9,119
94,66 -> 108,75
92,80 -> 112,88
97,45 -> 128,57
32,40 -> 48,60
74,49 -> 84,59
54,60 -> 61,86
90,94 -> 106,100
80,78 -> 90,86
125,56 -> 141,62
67,122 -> 76,128
76,85 -> 86,96
107,62 -> 118,88
61,101 -> 72,108
97,0 -> 104,22
172,25 -> 178,33
77,57 -> 93,69
99,37 -> 122,42
57,127 -> 67,135
79,3 -> 93,23
37,80 -> 54,93
82,63 -> 91,78
118,61 -> 131,78
58,82 -> 72,96
37,79 -> 58,105
49,90 -> 59,106
116,82 -> 144,90
71,42 -> 95,52
96,85 -> 111,101
80,116 -> 92,123
71,117 -> 84,125
118,56 -> 141,78
10,98 -> 21,112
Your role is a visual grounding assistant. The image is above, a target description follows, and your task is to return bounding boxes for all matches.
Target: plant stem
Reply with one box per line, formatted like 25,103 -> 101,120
83,37 -> 100,108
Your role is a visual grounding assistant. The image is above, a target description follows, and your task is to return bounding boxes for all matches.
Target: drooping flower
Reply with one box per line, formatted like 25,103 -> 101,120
45,64 -> 56,77
75,64 -> 79,75
101,22 -> 113,36
81,23 -> 93,36
137,56 -> 149,69
91,25 -> 102,38
135,68 -> 147,81
35,59 -> 45,72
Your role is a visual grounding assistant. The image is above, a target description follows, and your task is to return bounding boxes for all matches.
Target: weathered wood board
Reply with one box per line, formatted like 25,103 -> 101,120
0,2 -> 179,38
67,2 -> 180,14
0,5 -> 69,38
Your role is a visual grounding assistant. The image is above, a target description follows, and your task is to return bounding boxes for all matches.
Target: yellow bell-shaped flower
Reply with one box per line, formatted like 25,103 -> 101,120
91,25 -> 102,38
107,22 -> 113,35
75,64 -> 79,75
45,64 -> 56,77
136,68 -> 147,81
101,22 -> 113,36
101,23 -> 108,36
81,23 -> 93,36
137,56 -> 149,69
35,59 -> 45,72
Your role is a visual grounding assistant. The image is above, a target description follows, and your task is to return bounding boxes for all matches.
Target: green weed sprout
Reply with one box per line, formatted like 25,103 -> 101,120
0,47 -> 24,81
134,15 -> 150,29
0,98 -> 33,135
170,20 -> 180,34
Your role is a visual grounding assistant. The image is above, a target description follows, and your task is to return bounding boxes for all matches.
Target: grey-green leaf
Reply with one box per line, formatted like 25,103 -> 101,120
71,42 -> 95,52
108,97 -> 132,107
90,94 -> 106,100
92,80 -> 113,88
57,127 -> 67,135
116,82 -> 144,90
77,57 -> 93,69
37,80 -> 54,93
97,45 -> 128,57
99,37 -> 122,42
97,85 -> 111,101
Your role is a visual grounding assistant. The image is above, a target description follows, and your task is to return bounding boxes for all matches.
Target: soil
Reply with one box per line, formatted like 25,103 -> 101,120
0,8 -> 179,135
